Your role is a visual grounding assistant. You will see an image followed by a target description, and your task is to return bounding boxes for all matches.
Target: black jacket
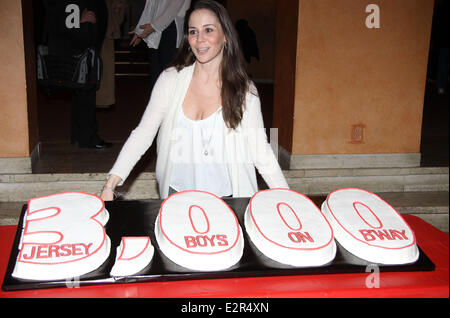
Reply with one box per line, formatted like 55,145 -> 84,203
43,0 -> 107,56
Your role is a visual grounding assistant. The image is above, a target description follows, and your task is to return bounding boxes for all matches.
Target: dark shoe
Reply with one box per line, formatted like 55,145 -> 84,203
70,137 -> 78,145
93,140 -> 113,149
79,140 -> 113,149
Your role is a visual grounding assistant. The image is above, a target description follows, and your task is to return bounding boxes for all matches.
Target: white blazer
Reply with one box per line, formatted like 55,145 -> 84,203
109,63 -> 289,198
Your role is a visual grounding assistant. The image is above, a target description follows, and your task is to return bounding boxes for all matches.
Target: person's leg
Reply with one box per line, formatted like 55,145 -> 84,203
74,87 -> 108,148
157,21 -> 177,74
147,22 -> 176,88
437,48 -> 449,95
148,48 -> 160,88
71,90 -> 81,145
96,38 -> 116,107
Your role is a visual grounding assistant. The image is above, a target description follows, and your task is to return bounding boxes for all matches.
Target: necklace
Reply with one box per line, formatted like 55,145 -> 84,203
201,109 -> 219,156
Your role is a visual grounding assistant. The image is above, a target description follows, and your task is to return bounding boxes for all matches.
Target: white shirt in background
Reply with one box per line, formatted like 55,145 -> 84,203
135,0 -> 191,49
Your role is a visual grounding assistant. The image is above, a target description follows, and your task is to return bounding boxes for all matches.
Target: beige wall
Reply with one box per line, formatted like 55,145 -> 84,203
0,0 -> 30,158
290,0 -> 434,155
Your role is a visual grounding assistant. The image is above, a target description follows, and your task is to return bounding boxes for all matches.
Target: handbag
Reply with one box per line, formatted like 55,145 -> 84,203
36,45 -> 102,90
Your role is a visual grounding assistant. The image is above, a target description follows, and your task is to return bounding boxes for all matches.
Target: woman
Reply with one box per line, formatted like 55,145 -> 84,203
101,0 -> 288,201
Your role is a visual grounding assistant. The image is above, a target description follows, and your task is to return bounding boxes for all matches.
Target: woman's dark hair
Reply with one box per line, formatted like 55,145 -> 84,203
170,0 -> 251,129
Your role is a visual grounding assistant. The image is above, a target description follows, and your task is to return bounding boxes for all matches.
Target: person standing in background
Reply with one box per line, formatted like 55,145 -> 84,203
44,0 -> 113,149
435,0 -> 449,95
96,0 -> 128,108
129,0 -> 191,87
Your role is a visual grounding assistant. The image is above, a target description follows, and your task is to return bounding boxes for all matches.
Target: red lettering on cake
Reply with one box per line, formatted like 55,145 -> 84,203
360,230 -> 376,241
196,236 -> 207,247
359,229 -> 409,242
22,246 -> 37,260
60,244 -> 72,257
184,235 -> 229,248
390,229 -> 408,240
216,234 -> 228,246
81,243 -> 93,255
48,244 -> 60,258
374,229 -> 393,240
36,245 -> 47,259
188,205 -> 210,234
17,192 -> 108,267
72,244 -> 83,256
203,235 -> 216,246
288,231 -> 314,243
184,236 -> 197,248
277,202 -> 302,231
18,243 -> 94,260
353,201 -> 383,229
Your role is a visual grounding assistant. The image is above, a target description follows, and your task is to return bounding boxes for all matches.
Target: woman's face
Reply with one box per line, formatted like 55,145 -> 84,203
187,9 -> 227,65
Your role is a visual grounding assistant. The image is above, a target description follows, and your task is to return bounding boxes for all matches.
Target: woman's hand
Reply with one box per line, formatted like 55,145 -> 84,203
129,31 -> 142,47
100,188 -> 115,201
129,24 -> 155,47
138,24 -> 155,38
100,175 -> 122,201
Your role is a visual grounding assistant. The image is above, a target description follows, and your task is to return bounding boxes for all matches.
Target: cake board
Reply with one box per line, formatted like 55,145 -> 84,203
2,197 -> 435,291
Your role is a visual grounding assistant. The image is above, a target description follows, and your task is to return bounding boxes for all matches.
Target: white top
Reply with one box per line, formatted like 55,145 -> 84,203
135,0 -> 191,49
109,63 -> 289,199
170,107 -> 232,197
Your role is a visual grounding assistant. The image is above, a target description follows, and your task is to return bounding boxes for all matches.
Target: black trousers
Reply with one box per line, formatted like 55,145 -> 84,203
71,87 -> 100,147
148,21 -> 177,87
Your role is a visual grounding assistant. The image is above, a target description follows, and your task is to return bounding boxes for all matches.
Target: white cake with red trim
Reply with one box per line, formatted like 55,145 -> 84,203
321,188 -> 419,264
12,192 -> 111,281
155,190 -> 244,271
244,189 -> 336,267
110,237 -> 154,277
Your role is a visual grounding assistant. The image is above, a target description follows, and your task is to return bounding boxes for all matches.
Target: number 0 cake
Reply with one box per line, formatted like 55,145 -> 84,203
244,188 -> 336,267
321,188 -> 419,264
155,190 -> 244,271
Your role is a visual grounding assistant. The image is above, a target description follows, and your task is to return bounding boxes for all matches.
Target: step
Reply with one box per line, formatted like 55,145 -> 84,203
115,61 -> 150,76
1,167 -> 448,202
283,167 -> 449,194
114,48 -> 150,76
1,192 -> 447,233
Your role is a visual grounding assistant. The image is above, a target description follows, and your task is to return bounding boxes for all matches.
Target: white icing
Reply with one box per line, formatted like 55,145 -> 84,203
12,192 -> 111,281
244,189 -> 336,267
155,190 -> 244,271
110,237 -> 154,277
322,188 -> 419,265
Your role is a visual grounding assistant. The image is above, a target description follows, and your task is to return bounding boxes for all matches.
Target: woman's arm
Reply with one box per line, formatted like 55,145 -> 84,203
101,69 -> 174,199
244,87 -> 289,189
